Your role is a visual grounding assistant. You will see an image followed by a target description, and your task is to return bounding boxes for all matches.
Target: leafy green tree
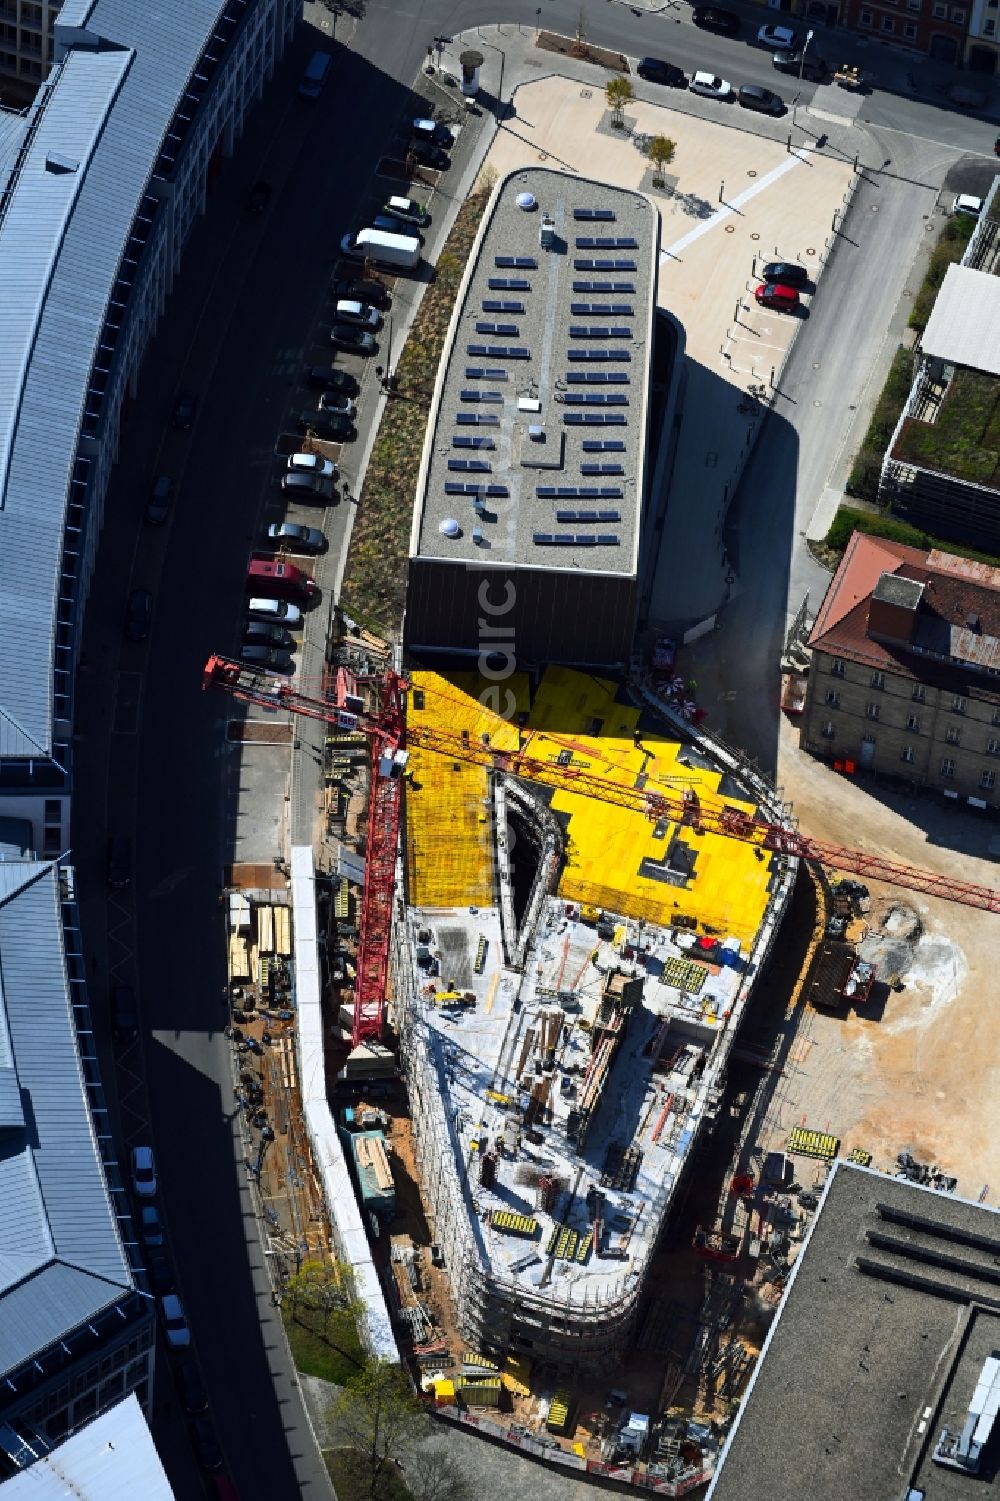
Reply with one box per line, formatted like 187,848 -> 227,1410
286,1257 -> 357,1334
648,134 -> 676,185
330,1360 -> 424,1501
605,75 -> 635,127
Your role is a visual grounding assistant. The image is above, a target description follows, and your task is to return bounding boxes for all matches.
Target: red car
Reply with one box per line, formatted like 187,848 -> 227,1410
755,281 -> 800,312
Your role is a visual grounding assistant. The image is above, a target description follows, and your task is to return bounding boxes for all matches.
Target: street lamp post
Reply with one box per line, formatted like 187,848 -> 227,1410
792,29 -> 813,127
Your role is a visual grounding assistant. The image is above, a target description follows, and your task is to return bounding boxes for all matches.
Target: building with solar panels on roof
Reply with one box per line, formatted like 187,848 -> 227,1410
404,167 -> 659,670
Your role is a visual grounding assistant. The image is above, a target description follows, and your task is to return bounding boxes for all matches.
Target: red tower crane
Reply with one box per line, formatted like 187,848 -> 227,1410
204,656 -> 1000,1044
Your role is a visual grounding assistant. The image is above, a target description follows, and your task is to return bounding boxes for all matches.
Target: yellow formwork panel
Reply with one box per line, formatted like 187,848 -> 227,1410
405,669 -> 771,939
405,749 -> 493,909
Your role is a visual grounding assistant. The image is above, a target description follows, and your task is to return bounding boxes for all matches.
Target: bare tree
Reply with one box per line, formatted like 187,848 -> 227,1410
406,1441 -> 472,1501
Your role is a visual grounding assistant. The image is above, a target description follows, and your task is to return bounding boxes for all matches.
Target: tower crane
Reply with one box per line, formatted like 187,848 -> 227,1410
204,656 -> 1000,1046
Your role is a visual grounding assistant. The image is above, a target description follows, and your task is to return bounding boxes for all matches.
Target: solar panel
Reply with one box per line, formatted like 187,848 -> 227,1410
485,486 -> 508,497
571,303 -> 635,317
488,277 -> 531,290
575,535 -> 599,546
476,322 -> 520,336
455,413 -> 499,425
538,486 -> 616,499
478,346 -> 530,359
453,435 -> 495,449
573,207 -> 615,221
461,389 -> 503,403
495,255 -> 537,268
580,462 -> 624,475
565,372 -> 629,385
569,327 -> 633,339
467,343 -> 490,356
533,533 -> 554,544
448,458 -> 491,472
598,535 -> 620,545
582,439 -> 626,451
595,236 -> 638,248
599,510 -> 621,521
572,280 -> 637,294
580,258 -> 636,271
466,367 -> 509,380
564,413 -> 627,425
482,300 -> 525,313
557,509 -> 599,521
562,394 -> 628,406
567,350 -> 632,363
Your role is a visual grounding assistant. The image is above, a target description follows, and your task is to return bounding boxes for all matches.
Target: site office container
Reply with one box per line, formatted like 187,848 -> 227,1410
246,555 -> 317,603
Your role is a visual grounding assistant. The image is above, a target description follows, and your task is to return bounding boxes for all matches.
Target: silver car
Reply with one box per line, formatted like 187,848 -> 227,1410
334,298 -> 381,329
267,522 -> 327,554
281,470 -> 335,499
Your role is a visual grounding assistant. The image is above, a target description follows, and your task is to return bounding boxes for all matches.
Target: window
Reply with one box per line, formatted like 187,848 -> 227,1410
881,13 -> 895,26
871,670 -> 885,689
831,658 -> 846,678
981,769 -> 996,790
866,702 -> 880,721
940,758 -> 956,778
946,726 -> 961,745
988,738 -> 1000,756
901,745 -> 915,763
986,17 -> 997,32
904,19 -> 918,32
932,1 -> 947,14
993,708 -> 1000,725
906,0 -> 920,9
951,5 -> 966,19
906,714 -> 921,731
952,694 -> 967,714
825,690 -> 841,708
821,722 -> 835,739
859,6 -> 873,20
912,684 -> 926,703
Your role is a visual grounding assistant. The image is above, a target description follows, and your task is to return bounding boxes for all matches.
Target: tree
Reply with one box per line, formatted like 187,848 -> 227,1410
330,1359 -> 425,1501
648,134 -> 677,186
286,1256 -> 358,1334
406,1440 -> 472,1501
605,75 -> 635,128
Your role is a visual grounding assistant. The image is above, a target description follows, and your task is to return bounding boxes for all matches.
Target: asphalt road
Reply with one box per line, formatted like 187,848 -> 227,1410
71,2 -> 1000,1499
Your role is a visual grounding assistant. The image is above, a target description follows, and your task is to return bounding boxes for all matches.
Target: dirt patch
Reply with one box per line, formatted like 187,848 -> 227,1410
535,30 -> 628,73
228,721 -> 294,744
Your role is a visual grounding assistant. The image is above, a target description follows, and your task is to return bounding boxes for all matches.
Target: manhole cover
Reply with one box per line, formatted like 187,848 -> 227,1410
725,224 -> 735,233
748,169 -> 757,178
581,89 -> 592,98
751,232 -> 759,241
806,247 -> 816,255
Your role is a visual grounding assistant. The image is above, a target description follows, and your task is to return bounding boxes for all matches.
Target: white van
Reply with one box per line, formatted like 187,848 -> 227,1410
339,228 -> 420,270
299,51 -> 331,98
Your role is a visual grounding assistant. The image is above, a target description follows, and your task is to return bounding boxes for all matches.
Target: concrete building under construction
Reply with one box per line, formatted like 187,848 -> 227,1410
394,668 -> 793,1371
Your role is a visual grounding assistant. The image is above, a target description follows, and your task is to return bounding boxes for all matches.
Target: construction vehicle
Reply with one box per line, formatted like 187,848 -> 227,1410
202,657 -> 1000,1054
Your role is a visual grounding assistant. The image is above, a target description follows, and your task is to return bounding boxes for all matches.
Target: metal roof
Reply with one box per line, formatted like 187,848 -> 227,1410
0,0 -> 235,759
0,1394 -> 175,1499
922,263 -> 1000,376
0,860 -> 131,1378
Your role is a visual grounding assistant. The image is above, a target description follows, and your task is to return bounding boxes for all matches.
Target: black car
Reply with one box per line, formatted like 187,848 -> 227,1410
148,1254 -> 174,1296
411,116 -> 454,146
177,1363 -> 209,1417
295,409 -> 355,442
124,588 -> 152,642
329,323 -> 376,355
738,84 -> 785,114
246,179 -> 271,213
761,261 -> 810,288
191,1418 -> 223,1470
306,364 -> 360,394
331,277 -> 390,309
171,393 -> 197,429
636,56 -> 686,87
107,835 -> 131,890
146,474 -> 172,525
111,984 -> 138,1043
407,139 -> 450,170
773,49 -> 828,79
692,6 -> 741,33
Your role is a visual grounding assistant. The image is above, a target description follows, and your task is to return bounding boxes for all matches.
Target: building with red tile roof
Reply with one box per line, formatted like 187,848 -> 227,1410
801,530 -> 1000,807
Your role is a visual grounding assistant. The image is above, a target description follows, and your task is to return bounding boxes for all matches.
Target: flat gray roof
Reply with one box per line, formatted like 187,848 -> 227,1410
0,860 -> 132,1379
922,263 -> 1000,376
709,1162 -> 1000,1501
412,167 -> 658,576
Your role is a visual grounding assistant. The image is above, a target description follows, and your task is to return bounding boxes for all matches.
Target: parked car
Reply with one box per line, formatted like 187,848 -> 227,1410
318,391 -> 357,418
407,139 -> 450,170
371,212 -> 420,238
334,299 -> 380,331
755,281 -> 800,312
288,451 -> 336,477
177,1362 -> 209,1416
160,1294 -> 191,1349
330,323 -> 377,355
247,597 -> 302,625
171,393 -> 197,429
761,261 -> 810,287
692,6 -> 740,34
757,22 -> 798,49
148,1254 -> 174,1296
280,470 -> 335,500
241,644 -> 295,673
411,115 -> 454,146
383,195 -> 430,226
140,1205 -> 164,1248
306,364 -> 360,394
689,71 -> 734,99
773,49 -> 827,79
146,474 -> 172,525
107,835 -> 131,890
132,1145 -> 157,1197
952,193 -> 983,217
330,277 -> 390,309
738,84 -> 785,114
636,56 -> 686,87
124,588 -> 152,642
191,1418 -> 224,1472
244,621 -> 295,648
267,522 -> 327,554
246,179 -> 271,213
295,409 -> 356,442
112,984 -> 138,1044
